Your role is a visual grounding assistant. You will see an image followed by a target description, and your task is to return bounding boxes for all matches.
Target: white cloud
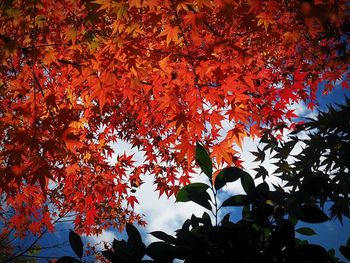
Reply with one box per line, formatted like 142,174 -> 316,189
291,100 -> 315,119
86,230 -> 116,250
134,173 -> 210,243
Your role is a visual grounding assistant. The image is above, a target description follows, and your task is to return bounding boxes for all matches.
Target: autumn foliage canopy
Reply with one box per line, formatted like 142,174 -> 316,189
0,0 -> 349,235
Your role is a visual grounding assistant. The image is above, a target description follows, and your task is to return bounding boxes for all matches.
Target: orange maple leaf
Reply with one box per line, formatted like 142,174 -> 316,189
158,25 -> 180,46
257,12 -> 275,31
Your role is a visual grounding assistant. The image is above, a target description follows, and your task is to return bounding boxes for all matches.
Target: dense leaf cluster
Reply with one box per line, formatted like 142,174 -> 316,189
256,98 -> 350,222
59,101 -> 350,262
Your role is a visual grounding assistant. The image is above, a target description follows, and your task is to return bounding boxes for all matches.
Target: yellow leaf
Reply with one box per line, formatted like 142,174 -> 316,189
257,12 -> 275,31
177,1 -> 191,12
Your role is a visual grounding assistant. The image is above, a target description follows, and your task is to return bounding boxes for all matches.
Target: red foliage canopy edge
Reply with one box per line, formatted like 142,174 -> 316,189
0,0 -> 349,235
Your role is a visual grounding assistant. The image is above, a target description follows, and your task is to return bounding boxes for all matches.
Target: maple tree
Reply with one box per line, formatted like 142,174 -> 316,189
0,0 -> 349,236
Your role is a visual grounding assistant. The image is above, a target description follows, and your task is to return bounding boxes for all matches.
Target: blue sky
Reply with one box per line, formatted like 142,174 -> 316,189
3,83 -> 350,262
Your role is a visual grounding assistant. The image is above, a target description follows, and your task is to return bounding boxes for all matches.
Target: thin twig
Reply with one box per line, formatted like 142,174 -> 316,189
35,43 -> 70,48
169,0 -> 209,137
33,71 -> 58,125
21,47 -> 57,125
3,213 -> 68,263
209,184 -> 219,226
32,0 -> 38,142
58,59 -> 83,67
138,46 -> 191,58
186,4 -> 245,53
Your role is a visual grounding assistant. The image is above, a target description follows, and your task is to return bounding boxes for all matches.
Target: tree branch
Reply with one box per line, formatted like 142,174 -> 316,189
2,214 -> 68,262
169,0 -> 198,85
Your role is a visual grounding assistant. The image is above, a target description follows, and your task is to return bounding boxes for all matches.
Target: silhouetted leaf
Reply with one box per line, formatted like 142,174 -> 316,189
328,248 -> 336,257
190,214 -> 199,228
242,205 -> 251,219
222,195 -> 250,207
214,167 -> 242,190
112,238 -> 137,261
112,239 -> 132,255
176,183 -> 212,210
251,148 -> 265,163
221,213 -> 231,224
126,223 -> 146,259
296,227 -> 317,236
202,211 -> 212,226
150,231 -> 177,244
255,181 -> 269,198
241,172 -> 255,195
146,242 -> 177,262
295,244 -> 330,262
126,223 -> 142,247
69,230 -> 83,259
296,205 -> 329,223
195,143 -> 212,179
340,246 -> 350,261
102,251 -> 122,263
254,165 -> 269,180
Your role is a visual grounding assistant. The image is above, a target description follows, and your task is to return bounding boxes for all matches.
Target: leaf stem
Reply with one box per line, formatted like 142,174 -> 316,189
209,185 -> 218,226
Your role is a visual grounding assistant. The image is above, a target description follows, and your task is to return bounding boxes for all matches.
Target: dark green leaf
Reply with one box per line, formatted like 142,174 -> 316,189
254,166 -> 269,180
251,148 -> 265,163
195,143 -> 212,179
126,224 -> 146,260
176,183 -> 209,200
328,248 -> 336,257
176,183 -> 212,210
150,231 -> 177,244
190,214 -> 199,228
240,172 -> 255,195
112,239 -> 130,254
242,205 -> 251,219
112,239 -> 135,261
146,242 -> 177,263
255,181 -> 269,197
214,167 -> 242,190
294,244 -> 330,262
187,192 -> 212,210
340,246 -> 350,261
181,219 -> 191,231
56,256 -> 81,263
69,230 -> 83,259
101,251 -> 122,263
126,223 -> 142,247
221,213 -> 231,224
222,195 -> 250,207
296,227 -> 317,236
289,216 -> 298,226
296,205 -> 329,223
202,212 -> 212,226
